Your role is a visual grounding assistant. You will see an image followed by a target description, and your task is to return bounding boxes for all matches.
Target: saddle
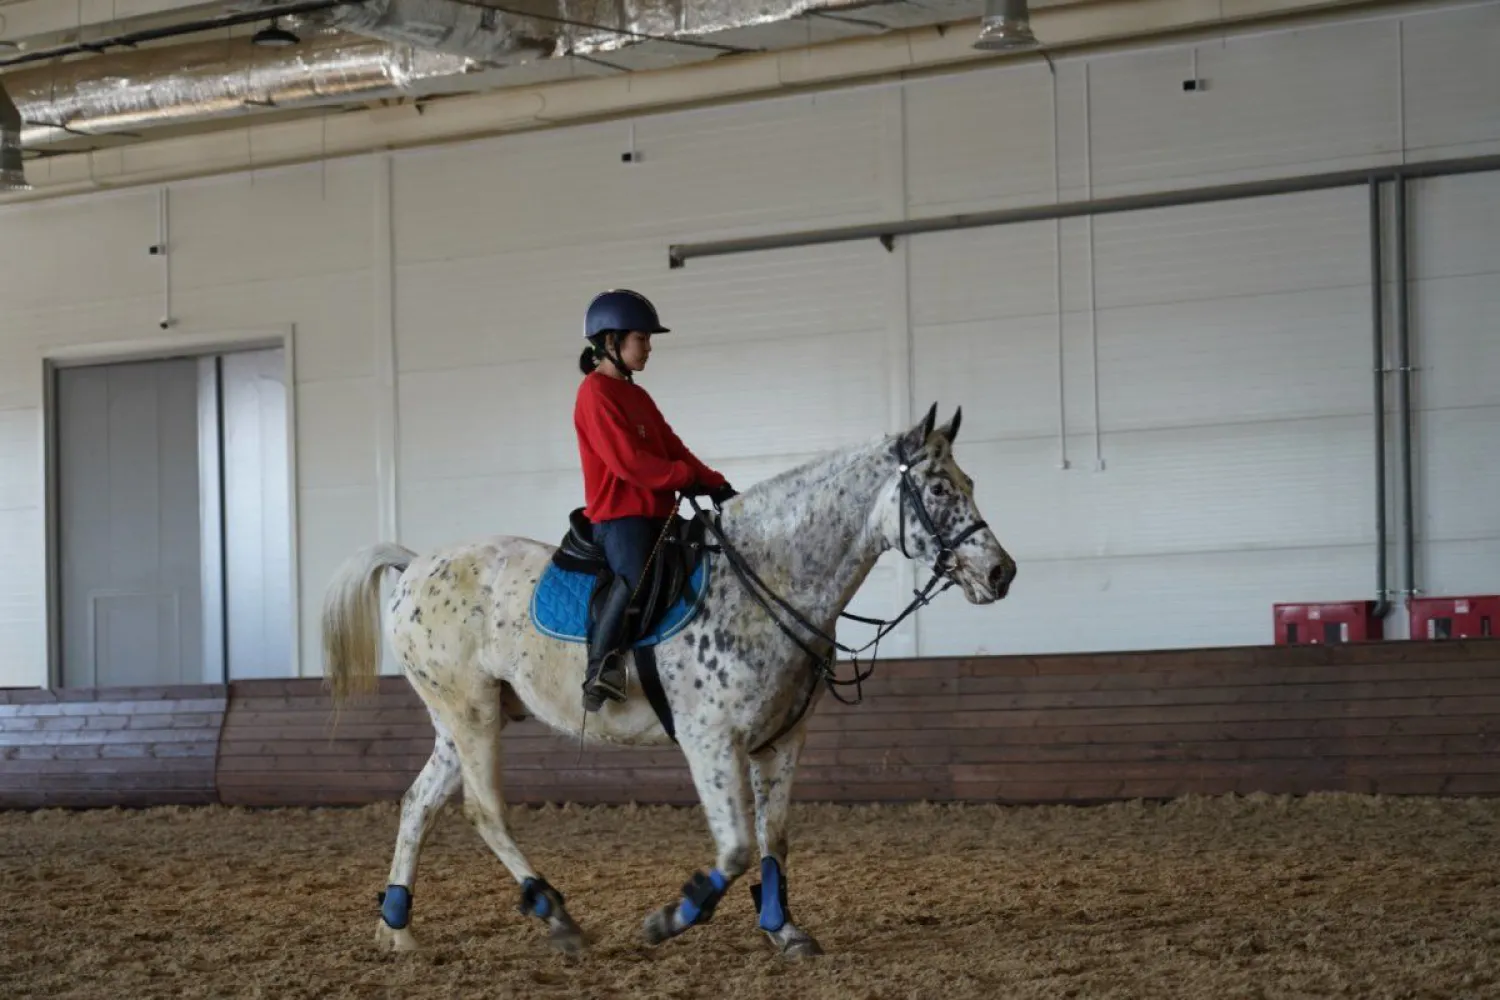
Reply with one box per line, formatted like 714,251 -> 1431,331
550,507 -> 711,648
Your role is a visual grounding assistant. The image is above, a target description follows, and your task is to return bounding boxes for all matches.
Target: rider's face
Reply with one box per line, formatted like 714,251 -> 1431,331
615,331 -> 652,371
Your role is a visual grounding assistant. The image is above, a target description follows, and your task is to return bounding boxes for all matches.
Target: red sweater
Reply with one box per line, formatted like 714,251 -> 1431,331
574,371 -> 726,522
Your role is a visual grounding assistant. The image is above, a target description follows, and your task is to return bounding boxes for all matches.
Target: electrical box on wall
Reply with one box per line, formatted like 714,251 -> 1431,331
1408,596 -> 1499,640
1273,602 -> 1385,645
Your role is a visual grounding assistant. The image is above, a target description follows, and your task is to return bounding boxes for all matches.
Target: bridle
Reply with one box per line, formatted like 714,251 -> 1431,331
892,435 -> 991,576
686,435 -> 991,752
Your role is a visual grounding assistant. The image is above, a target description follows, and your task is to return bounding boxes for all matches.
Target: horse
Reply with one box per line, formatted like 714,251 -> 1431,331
319,402 -> 1017,959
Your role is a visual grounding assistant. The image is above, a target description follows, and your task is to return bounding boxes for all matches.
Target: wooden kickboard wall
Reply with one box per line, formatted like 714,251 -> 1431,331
4,641 -> 1498,810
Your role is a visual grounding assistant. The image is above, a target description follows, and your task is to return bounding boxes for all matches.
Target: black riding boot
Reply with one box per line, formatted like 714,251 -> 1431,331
583,575 -> 632,712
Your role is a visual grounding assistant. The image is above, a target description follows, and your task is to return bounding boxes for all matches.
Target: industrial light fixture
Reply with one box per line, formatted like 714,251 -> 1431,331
0,80 -> 29,192
252,18 -> 300,47
973,0 -> 1039,50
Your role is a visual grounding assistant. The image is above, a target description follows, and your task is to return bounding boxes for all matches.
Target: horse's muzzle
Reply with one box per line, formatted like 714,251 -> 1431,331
989,561 -> 1015,599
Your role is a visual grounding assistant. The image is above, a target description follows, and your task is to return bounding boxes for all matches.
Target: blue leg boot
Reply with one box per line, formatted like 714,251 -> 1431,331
374,884 -> 421,952
519,876 -> 587,955
642,868 -> 730,945
749,858 -> 823,958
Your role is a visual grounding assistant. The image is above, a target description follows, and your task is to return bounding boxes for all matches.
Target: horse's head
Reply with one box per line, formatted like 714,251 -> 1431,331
877,403 -> 1016,604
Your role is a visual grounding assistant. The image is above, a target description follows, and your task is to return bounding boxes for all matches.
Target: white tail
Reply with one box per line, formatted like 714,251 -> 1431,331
321,542 -> 416,702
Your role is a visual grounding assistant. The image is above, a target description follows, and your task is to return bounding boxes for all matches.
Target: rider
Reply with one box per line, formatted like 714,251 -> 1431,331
574,289 -> 737,711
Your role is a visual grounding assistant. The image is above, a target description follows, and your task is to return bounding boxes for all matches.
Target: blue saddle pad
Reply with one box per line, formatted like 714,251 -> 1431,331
529,552 -> 712,646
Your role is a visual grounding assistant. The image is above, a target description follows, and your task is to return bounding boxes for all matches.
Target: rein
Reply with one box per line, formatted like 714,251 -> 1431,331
685,438 -> 989,752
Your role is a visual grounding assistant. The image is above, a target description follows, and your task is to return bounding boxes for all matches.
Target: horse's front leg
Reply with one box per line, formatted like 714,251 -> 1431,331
749,722 -> 823,958
642,732 -> 756,945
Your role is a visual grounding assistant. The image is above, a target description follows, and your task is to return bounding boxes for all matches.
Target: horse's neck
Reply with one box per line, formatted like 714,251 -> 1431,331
718,442 -> 890,627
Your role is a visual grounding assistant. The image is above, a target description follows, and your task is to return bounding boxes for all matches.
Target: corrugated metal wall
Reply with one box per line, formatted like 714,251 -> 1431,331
0,1 -> 1497,684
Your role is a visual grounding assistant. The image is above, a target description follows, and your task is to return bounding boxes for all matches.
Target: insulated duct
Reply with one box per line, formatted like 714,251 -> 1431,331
7,0 -> 962,148
296,0 -> 907,60
296,0 -> 553,63
4,30 -> 481,147
0,80 -> 26,189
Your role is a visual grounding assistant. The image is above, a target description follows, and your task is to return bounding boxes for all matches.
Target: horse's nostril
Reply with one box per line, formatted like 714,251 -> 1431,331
988,564 -> 1009,592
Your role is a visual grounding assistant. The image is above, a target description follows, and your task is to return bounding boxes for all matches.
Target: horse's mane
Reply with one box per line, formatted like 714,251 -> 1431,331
737,430 -> 895,502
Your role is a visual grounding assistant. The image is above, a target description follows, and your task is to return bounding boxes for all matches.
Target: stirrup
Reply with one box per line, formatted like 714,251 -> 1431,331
582,653 -> 627,711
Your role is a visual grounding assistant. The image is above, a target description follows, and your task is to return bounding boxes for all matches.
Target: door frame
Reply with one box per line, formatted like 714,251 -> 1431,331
39,325 -> 300,689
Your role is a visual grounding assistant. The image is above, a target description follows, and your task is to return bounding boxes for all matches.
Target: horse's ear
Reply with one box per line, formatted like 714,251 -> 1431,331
899,403 -> 938,457
938,406 -> 962,444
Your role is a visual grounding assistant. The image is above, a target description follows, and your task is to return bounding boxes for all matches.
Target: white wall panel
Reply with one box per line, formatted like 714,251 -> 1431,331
168,159 -> 376,289
1417,406 -> 1500,546
1411,274 -> 1500,412
643,328 -> 890,461
163,273 -> 375,384
1085,18 -> 1399,194
912,312 -> 1088,444
0,191 -> 158,313
0,507 -> 46,678
1406,169 -> 1500,600
399,471 -> 582,552
904,62 -> 1065,213
294,378 -> 378,492
399,360 -> 578,482
919,543 -> 1380,656
1095,285 -> 1373,430
396,240 -> 886,373
957,419 -> 1373,564
1421,540 -> 1500,599
1407,173 -> 1500,281
392,89 -> 891,263
909,222 -> 1083,326
1401,2 -> 1500,156
295,485 -> 380,675
0,409 -> 38,513
2,2 -> 1499,686
1091,189 -> 1368,310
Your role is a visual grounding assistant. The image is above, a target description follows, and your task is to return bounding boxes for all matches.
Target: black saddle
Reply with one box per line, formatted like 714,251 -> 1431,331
552,507 -> 710,646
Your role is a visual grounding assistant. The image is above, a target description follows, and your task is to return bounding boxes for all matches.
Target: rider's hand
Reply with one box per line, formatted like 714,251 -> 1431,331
709,483 -> 738,507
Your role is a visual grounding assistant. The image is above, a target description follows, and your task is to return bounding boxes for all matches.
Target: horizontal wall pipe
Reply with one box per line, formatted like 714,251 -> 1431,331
666,152 -> 1500,266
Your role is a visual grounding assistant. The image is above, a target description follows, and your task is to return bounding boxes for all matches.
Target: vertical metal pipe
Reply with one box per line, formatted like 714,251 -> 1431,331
1394,175 -> 1416,602
1369,178 -> 1389,619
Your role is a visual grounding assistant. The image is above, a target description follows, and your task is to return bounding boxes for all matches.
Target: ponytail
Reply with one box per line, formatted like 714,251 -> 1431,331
578,345 -> 599,375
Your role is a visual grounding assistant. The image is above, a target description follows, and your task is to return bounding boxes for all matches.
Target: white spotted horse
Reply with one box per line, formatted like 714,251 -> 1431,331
320,403 -> 1016,958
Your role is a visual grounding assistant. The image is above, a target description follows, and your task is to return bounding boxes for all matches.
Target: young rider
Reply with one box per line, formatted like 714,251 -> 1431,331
573,289 -> 736,711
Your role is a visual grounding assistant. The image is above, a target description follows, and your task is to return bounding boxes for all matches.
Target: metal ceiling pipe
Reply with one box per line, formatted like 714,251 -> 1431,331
0,80 -> 26,189
4,31 -> 479,147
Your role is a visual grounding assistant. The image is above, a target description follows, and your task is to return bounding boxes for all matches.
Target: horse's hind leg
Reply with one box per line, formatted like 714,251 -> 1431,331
642,736 -> 756,945
444,687 -> 587,956
375,718 -> 462,952
749,724 -> 822,958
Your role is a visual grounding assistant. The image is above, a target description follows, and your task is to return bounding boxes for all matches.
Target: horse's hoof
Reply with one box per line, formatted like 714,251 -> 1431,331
766,924 -> 823,959
374,919 -> 419,953
549,923 -> 587,957
642,903 -> 678,946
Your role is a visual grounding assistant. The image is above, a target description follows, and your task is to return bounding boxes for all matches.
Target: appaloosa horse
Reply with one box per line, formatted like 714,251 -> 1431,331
320,403 -> 1016,958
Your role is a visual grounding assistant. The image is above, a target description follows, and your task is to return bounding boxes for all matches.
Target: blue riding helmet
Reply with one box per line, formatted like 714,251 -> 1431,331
584,289 -> 671,340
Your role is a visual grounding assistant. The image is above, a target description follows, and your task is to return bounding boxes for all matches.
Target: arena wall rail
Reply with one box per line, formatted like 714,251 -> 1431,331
3,640 -> 1498,810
